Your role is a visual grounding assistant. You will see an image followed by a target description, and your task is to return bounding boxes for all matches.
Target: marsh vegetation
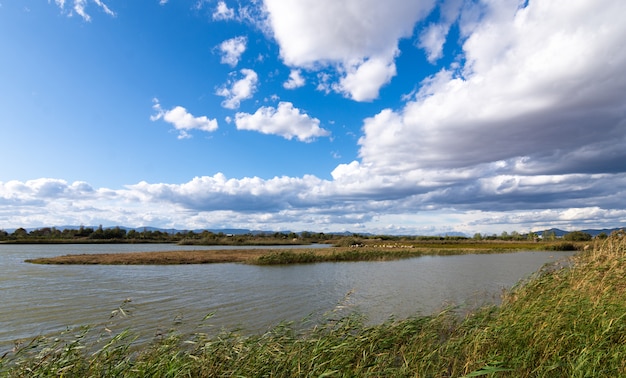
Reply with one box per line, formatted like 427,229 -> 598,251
25,239 -> 586,265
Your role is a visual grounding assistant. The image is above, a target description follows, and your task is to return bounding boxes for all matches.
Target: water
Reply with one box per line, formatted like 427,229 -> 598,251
0,243 -> 573,351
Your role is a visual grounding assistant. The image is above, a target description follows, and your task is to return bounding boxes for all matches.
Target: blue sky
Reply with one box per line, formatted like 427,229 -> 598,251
1,0 -> 625,235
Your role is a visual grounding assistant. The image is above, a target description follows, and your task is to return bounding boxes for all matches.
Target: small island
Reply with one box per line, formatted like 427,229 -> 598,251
25,239 -> 587,266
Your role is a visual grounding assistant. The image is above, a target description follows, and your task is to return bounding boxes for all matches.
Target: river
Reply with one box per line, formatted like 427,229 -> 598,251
0,243 -> 573,352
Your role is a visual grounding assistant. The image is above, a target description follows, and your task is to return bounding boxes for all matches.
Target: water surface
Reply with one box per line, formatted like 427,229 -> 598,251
0,243 -> 573,351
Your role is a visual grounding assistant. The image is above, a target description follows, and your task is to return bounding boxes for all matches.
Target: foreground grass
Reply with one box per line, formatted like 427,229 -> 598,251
5,232 -> 625,377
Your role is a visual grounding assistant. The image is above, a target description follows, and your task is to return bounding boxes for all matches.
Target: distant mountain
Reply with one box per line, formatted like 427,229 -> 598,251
537,228 -> 568,237
437,232 -> 469,237
580,228 -> 625,237
3,225 -> 623,237
136,227 -> 254,235
537,227 -> 624,237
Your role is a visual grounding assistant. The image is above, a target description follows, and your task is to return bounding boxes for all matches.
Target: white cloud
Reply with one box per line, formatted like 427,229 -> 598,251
418,23 -> 449,64
334,52 -> 398,101
417,0 -> 463,64
283,69 -> 305,89
213,1 -> 234,21
358,0 -> 626,176
216,69 -> 259,109
4,170 -> 624,235
316,72 -> 333,94
263,0 -> 436,101
0,179 -> 94,200
151,98 -> 218,139
53,0 -> 115,21
235,102 -> 330,142
219,36 -> 247,67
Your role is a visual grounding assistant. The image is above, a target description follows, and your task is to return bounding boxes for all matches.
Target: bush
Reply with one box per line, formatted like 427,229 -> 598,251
563,230 -> 592,241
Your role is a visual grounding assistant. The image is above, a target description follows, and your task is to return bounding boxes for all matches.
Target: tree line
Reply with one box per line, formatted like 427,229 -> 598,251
0,226 -> 605,244
0,226 -> 333,244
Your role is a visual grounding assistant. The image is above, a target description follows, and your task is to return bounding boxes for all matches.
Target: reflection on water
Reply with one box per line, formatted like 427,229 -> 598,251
0,244 -> 573,350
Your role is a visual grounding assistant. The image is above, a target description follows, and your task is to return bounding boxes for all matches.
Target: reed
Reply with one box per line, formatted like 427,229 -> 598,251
254,248 -> 426,264
3,232 -> 625,377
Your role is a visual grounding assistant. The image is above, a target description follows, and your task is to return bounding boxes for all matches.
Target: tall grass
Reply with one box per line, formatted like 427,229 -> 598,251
454,230 -> 626,376
2,232 -> 625,377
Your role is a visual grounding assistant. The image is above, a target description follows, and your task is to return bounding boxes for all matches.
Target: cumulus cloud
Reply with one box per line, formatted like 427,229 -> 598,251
128,174 -> 324,212
358,0 -> 626,179
235,102 -> 330,142
213,1 -> 235,21
53,0 -> 115,21
151,98 -> 218,139
219,36 -> 247,67
216,69 -> 259,109
0,178 -> 174,230
283,69 -> 305,89
335,52 -> 398,101
263,0 -> 436,101
0,179 -> 94,200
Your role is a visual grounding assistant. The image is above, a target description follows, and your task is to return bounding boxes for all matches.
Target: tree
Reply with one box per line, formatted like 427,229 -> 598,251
127,229 -> 138,239
103,226 -> 126,239
76,226 -> 94,237
12,228 -> 28,239
90,225 -> 105,239
542,230 -> 556,241
563,231 -> 592,242
596,232 -> 608,240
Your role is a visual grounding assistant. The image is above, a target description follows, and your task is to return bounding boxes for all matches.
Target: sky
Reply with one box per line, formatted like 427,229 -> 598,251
1,0 -> 625,235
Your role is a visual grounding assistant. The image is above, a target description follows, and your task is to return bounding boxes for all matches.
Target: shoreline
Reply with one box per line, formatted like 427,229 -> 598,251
24,242 -> 581,265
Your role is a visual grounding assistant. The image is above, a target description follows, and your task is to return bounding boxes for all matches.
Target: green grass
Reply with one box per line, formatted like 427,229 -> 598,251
2,232 -> 625,377
254,248 -> 425,265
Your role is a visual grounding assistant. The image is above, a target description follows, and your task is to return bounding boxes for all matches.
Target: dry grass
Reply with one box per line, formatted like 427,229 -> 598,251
25,249 -> 276,264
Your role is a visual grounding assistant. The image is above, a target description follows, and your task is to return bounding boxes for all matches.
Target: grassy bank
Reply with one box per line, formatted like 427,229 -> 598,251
5,232 -> 624,377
